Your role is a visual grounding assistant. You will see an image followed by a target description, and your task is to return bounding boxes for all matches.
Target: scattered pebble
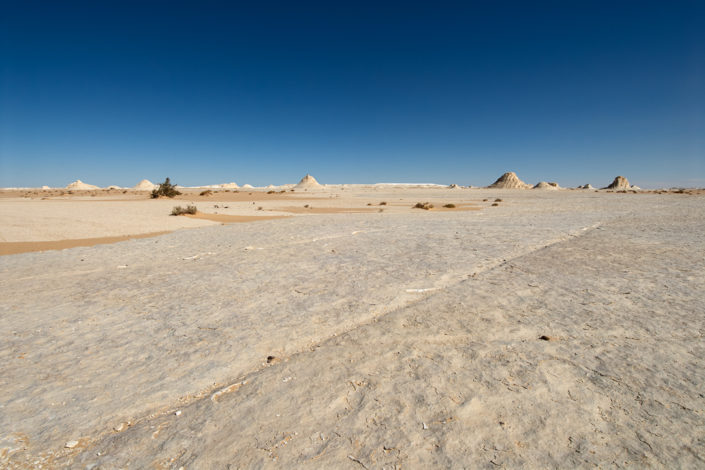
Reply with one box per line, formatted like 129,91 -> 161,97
65,440 -> 79,449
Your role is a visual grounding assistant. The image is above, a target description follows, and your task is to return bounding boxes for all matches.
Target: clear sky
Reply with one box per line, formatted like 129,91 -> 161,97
1,1 -> 703,188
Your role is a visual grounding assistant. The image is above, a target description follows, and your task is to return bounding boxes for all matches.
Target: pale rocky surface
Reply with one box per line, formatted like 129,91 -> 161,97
1,190 -> 704,468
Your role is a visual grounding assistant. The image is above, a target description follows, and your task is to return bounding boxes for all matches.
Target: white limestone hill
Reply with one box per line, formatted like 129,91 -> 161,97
133,179 -> 157,190
533,181 -> 560,190
603,176 -> 631,190
295,174 -> 322,189
66,180 -> 100,190
487,172 -> 532,189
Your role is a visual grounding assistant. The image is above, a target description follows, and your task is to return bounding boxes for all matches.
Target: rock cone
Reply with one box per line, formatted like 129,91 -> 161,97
487,172 -> 531,189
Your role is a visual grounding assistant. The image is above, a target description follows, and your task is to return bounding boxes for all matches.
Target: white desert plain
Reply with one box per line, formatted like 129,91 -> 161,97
1,173 -> 704,468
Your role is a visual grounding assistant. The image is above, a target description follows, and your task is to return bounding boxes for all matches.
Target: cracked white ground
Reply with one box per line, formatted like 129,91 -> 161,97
1,188 -> 704,468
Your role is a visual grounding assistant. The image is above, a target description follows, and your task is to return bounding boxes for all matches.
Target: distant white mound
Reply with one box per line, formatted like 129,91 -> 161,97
133,179 -> 157,190
603,176 -> 631,190
487,172 -> 531,189
66,180 -> 100,190
241,184 -> 254,189
41,185 -> 51,190
533,181 -> 560,190
578,184 -> 594,190
219,182 -> 239,189
295,174 -> 322,189
265,184 -> 277,190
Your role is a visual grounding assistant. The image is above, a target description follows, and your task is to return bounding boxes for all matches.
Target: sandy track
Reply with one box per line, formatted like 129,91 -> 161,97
1,191 -> 703,468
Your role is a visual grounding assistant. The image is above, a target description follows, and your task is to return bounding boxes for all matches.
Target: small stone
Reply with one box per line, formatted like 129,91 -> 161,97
65,440 -> 79,449
113,422 -> 129,432
175,410 -> 182,416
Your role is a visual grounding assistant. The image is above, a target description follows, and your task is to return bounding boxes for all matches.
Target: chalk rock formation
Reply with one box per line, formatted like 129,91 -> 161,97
66,180 -> 100,190
295,174 -> 322,189
533,181 -> 560,190
133,179 -> 157,190
487,172 -> 531,189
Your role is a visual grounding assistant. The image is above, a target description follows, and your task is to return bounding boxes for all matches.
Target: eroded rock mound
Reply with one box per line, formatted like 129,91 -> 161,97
487,172 -> 531,189
295,174 -> 322,189
604,176 -> 630,190
66,180 -> 100,190
133,179 -> 157,190
533,181 -> 560,190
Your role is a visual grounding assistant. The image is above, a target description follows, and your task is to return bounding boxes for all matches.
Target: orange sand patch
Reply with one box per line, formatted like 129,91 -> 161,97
0,232 -> 170,256
275,206 -> 380,214
184,212 -> 290,223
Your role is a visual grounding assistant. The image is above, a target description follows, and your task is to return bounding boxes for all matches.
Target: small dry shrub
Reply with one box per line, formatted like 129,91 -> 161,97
379,201 -> 387,205
491,202 -> 499,206
200,190 -> 213,196
171,205 -> 197,216
443,203 -> 456,208
494,198 -> 502,202
152,178 -> 182,198
413,202 -> 434,210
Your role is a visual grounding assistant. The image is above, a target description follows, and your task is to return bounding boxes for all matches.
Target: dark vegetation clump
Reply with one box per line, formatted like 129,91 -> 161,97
171,205 -> 197,216
379,201 -> 387,205
443,203 -> 456,208
494,198 -> 503,202
413,202 -> 434,210
199,190 -> 213,196
151,177 -> 182,198
491,202 -> 499,206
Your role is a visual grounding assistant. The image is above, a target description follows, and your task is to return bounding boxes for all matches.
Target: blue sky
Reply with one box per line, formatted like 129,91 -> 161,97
1,1 -> 703,188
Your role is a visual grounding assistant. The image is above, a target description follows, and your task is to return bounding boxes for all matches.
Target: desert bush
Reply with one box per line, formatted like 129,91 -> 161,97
491,202 -> 499,206
443,203 -> 456,208
379,201 -> 387,205
200,190 -> 213,196
171,205 -> 197,216
152,177 -> 182,198
494,198 -> 503,202
413,202 -> 434,210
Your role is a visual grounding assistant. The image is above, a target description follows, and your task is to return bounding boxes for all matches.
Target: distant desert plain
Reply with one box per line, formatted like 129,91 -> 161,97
1,173 -> 704,468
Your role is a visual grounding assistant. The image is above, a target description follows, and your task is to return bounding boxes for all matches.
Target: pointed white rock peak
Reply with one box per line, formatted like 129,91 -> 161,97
133,179 -> 157,190
295,174 -> 322,188
487,172 -> 531,189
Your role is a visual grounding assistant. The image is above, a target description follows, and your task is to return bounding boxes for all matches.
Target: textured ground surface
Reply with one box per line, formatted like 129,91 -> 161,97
1,190 -> 703,468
